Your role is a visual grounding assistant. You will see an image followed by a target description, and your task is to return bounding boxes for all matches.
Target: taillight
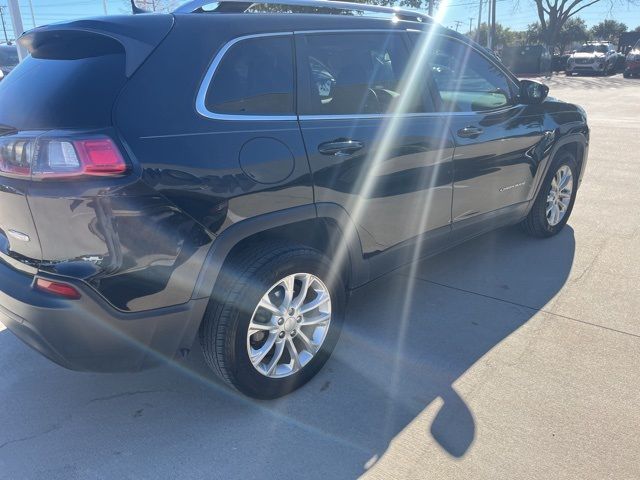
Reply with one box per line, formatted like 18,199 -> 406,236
0,136 -> 34,176
35,278 -> 81,300
0,134 -> 128,179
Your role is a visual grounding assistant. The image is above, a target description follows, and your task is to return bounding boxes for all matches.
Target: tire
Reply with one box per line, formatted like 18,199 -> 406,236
520,151 -> 579,238
623,71 -> 631,79
199,241 -> 346,399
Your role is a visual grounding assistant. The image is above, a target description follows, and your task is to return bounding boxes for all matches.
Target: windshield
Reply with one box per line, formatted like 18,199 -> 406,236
577,44 -> 608,54
0,47 -> 18,66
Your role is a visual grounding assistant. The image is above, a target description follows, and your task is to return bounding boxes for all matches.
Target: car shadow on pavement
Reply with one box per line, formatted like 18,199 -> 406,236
0,226 -> 575,480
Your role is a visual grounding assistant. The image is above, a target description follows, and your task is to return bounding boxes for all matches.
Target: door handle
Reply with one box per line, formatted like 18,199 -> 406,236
457,126 -> 484,139
318,139 -> 364,156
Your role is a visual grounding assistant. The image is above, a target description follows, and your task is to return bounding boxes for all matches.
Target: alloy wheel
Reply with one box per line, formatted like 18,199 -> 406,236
247,273 -> 332,378
546,165 -> 573,226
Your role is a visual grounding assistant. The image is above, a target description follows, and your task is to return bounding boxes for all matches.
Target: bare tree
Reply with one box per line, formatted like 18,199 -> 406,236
533,0 -> 636,48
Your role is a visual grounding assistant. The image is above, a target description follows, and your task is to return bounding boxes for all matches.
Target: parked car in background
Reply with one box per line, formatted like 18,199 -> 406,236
0,0 -> 589,399
566,42 -> 618,76
501,45 -> 551,75
0,45 -> 19,81
618,31 -> 640,56
552,52 -> 570,73
624,39 -> 640,78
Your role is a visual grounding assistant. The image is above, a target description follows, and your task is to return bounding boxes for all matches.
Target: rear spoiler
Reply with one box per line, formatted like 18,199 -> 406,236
17,15 -> 174,77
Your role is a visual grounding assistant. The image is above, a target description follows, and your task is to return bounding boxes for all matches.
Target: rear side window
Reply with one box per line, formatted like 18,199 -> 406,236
298,32 -> 428,116
205,36 -> 294,116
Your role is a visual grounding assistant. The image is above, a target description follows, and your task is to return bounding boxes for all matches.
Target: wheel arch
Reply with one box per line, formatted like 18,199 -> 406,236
190,203 -> 368,302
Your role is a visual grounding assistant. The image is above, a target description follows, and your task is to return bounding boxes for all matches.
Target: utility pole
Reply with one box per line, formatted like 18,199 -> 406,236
469,17 -> 474,34
0,6 -> 9,44
103,0 -> 108,15
486,0 -> 493,50
7,0 -> 27,60
477,0 -> 483,43
428,0 -> 433,16
490,0 -> 496,50
453,20 -> 463,32
27,0 -> 35,27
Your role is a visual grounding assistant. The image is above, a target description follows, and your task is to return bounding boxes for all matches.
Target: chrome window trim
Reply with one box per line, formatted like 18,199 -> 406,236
196,29 -> 409,121
196,28 -> 520,122
298,106 -> 518,121
196,32 -> 297,121
293,29 -> 407,34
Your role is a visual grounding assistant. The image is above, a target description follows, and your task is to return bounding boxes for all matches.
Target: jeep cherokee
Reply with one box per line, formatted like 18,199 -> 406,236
0,0 -> 589,399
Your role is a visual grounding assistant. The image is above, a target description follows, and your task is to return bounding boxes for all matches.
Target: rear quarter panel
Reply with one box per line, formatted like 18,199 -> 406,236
112,15 -> 314,307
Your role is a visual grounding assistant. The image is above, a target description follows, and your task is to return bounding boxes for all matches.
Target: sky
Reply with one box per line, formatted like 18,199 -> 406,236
1,0 -> 639,42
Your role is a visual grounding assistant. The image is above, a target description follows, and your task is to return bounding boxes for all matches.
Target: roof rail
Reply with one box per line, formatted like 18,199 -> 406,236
174,0 -> 432,23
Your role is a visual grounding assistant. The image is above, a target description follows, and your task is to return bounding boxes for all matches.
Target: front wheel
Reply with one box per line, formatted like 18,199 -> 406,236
521,152 -> 579,238
199,242 -> 345,399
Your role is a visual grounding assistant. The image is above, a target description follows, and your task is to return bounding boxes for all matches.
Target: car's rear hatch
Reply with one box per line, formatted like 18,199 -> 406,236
0,15 -> 173,270
0,15 -> 173,274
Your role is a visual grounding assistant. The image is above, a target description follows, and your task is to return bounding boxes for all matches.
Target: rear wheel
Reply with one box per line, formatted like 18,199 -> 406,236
199,242 -> 345,399
521,151 -> 578,238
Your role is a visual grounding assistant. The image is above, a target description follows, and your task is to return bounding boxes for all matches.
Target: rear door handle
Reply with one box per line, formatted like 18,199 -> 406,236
318,139 -> 364,156
457,126 -> 484,138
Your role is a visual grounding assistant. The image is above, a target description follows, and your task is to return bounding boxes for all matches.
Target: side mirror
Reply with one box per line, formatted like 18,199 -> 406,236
519,79 -> 549,105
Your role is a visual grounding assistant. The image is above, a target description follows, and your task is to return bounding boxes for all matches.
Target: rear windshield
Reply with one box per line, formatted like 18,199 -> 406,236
0,53 -> 126,130
0,47 -> 18,66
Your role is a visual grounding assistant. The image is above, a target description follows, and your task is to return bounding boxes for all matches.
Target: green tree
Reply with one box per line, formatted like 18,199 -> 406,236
590,19 -> 628,42
469,23 -> 517,48
558,17 -> 590,53
525,22 -> 544,44
524,18 -> 589,52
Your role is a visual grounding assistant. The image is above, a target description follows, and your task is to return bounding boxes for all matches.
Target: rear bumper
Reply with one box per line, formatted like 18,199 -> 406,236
0,259 -> 207,372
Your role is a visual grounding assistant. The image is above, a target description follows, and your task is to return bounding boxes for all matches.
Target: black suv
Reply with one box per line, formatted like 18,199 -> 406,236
0,0 -> 588,398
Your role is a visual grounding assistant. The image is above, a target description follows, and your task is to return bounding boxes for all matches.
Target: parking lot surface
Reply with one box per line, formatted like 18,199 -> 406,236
1,74 -> 639,480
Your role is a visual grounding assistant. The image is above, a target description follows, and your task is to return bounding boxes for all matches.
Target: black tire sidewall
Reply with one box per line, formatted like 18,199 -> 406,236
224,250 -> 345,399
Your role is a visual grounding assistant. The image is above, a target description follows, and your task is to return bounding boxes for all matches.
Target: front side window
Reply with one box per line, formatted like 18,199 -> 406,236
421,36 -> 514,112
298,32 -> 427,116
205,35 -> 294,116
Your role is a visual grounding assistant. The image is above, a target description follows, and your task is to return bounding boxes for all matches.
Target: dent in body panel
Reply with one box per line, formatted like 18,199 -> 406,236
133,125 -> 314,237
30,179 -> 213,312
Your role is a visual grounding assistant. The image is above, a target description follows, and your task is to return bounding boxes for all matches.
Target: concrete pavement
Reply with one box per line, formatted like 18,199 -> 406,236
1,73 -> 639,480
